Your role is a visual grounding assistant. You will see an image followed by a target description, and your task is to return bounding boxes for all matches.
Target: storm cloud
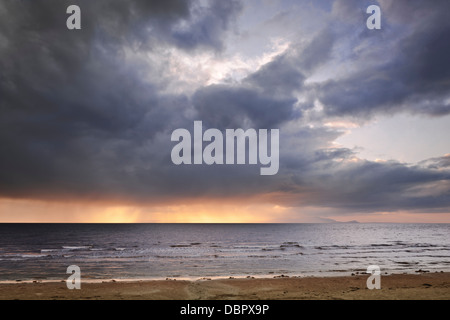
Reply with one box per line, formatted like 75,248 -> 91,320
0,0 -> 449,217
317,0 -> 450,117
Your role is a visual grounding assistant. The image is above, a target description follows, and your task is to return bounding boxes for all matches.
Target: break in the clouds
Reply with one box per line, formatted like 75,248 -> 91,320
0,0 -> 449,218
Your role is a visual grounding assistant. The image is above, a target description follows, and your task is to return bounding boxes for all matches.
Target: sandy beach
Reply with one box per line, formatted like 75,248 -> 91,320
0,272 -> 448,300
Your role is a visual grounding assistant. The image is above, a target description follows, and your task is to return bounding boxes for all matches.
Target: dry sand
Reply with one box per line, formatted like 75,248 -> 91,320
0,273 -> 449,300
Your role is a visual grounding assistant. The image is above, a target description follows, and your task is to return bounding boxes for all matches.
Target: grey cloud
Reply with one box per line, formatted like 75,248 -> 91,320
246,55 -> 306,96
0,0 -> 239,200
420,155 -> 450,170
171,0 -> 242,50
190,28 -> 337,131
295,29 -> 335,73
331,0 -> 371,23
317,0 -> 450,118
282,159 -> 450,212
192,85 -> 297,129
0,0 -> 282,203
246,28 -> 335,96
0,0 -> 449,216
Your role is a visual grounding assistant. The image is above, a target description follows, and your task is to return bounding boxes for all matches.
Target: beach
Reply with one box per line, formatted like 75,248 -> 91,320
1,272 -> 449,300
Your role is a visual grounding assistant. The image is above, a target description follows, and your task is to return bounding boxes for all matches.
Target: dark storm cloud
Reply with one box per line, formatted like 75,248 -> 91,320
0,0 -> 241,200
191,28 -> 336,129
0,0 -> 449,215
192,85 -> 296,129
317,0 -> 450,117
0,0 -> 239,50
172,0 -> 242,51
246,55 -> 306,97
279,156 -> 450,213
246,28 -> 334,96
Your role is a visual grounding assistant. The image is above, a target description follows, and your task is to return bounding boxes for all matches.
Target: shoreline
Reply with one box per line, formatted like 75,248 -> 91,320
0,272 -> 448,300
2,269 -> 446,284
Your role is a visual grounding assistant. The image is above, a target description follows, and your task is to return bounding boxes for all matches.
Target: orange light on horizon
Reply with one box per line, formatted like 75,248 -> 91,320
1,198 -> 449,223
0,198 -> 290,223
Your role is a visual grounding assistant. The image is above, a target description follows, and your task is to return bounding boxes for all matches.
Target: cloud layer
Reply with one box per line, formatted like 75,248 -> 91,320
0,0 -> 449,217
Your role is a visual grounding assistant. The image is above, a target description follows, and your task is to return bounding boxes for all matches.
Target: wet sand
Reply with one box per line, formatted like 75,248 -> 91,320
0,273 -> 449,300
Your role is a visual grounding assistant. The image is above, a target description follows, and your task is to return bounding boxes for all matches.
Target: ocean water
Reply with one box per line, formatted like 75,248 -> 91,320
0,223 -> 449,281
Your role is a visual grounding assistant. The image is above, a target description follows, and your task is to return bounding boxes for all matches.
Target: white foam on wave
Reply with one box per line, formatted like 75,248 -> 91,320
62,246 -> 92,250
21,254 -> 48,258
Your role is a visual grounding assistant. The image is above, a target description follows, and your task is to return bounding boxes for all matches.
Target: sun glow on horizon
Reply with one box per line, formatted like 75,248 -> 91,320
0,198 -> 290,223
1,198 -> 449,224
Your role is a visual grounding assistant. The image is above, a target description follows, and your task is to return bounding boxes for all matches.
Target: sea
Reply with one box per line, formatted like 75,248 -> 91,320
0,223 -> 449,282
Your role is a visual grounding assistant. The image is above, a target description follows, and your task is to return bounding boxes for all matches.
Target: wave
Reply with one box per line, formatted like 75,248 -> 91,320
248,255 -> 281,259
21,254 -> 48,258
262,247 -> 284,251
62,246 -> 92,250
394,261 -> 419,265
280,242 -> 303,248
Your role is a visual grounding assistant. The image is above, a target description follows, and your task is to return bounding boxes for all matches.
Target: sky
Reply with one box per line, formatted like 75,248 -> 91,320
0,0 -> 449,223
